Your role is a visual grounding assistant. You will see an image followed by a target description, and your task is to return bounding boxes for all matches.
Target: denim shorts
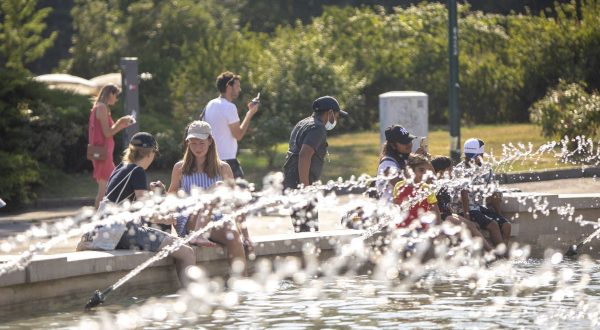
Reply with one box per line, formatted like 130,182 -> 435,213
116,222 -> 169,252
175,211 -> 224,237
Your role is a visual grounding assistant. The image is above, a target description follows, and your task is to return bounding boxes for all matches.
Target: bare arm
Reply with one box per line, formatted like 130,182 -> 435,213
461,189 -> 470,220
228,102 -> 259,140
167,162 -> 183,193
430,204 -> 442,225
488,192 -> 504,216
96,104 -> 129,138
298,144 -> 315,187
220,162 -> 234,181
134,189 -> 146,200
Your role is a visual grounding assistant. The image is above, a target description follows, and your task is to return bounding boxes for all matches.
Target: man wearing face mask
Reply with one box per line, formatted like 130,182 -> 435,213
283,96 -> 348,232
283,96 -> 348,190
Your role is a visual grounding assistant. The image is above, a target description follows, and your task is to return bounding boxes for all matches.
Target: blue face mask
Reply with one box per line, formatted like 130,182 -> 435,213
324,111 -> 337,131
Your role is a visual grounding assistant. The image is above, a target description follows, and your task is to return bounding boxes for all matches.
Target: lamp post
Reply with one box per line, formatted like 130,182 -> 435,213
448,0 -> 461,163
120,57 -> 140,149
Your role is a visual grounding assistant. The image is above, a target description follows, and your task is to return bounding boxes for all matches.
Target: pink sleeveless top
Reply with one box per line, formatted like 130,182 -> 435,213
88,104 -> 115,181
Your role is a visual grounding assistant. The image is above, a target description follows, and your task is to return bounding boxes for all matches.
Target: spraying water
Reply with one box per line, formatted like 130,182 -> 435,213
1,136 -> 600,328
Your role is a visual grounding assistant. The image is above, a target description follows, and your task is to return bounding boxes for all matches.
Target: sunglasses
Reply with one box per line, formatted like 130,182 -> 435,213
225,76 -> 237,87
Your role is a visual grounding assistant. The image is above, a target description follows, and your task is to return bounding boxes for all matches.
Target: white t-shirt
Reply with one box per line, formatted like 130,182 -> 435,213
204,97 -> 240,160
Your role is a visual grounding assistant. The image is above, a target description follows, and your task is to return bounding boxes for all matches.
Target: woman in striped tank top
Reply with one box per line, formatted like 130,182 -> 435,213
168,121 -> 249,274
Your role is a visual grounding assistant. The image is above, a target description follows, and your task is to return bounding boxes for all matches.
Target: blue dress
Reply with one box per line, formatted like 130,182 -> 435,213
175,172 -> 223,236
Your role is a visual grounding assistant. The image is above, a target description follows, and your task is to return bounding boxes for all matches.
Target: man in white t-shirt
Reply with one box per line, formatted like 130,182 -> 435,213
203,71 -> 259,178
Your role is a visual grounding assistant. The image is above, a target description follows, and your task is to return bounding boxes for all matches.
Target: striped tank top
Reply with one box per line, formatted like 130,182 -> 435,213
181,172 -> 223,193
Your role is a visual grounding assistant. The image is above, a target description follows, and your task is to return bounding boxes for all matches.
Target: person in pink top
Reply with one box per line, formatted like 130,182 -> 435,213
88,84 -> 133,208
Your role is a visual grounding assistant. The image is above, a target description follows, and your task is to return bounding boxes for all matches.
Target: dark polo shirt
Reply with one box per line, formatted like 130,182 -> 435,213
283,115 -> 328,189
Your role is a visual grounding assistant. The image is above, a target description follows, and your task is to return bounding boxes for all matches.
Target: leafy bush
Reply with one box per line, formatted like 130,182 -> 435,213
152,129 -> 184,170
530,80 -> 600,141
0,68 -> 92,206
60,0 -> 600,134
0,151 -> 40,209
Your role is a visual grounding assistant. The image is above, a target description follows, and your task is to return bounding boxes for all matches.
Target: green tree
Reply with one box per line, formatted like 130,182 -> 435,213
0,0 -> 57,72
59,0 -> 125,77
530,80 -> 600,142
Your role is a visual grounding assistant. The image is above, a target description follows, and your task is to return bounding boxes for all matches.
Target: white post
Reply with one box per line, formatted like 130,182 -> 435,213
379,91 -> 428,151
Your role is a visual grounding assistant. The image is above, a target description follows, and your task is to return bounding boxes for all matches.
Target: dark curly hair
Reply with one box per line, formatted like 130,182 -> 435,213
216,71 -> 240,93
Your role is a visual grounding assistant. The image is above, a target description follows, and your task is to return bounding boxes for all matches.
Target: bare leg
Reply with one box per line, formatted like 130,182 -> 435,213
188,213 -> 216,247
95,179 -> 107,209
159,237 -> 195,287
209,221 -> 247,276
446,215 -> 493,252
484,221 -> 504,248
487,193 -> 504,217
235,215 -> 254,253
501,222 -> 511,246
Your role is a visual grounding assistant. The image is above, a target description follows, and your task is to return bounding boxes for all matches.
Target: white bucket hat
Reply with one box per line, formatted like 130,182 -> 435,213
186,121 -> 212,140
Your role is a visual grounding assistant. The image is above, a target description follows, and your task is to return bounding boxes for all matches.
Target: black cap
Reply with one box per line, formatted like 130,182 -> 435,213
385,125 -> 416,144
130,132 -> 158,150
312,96 -> 348,117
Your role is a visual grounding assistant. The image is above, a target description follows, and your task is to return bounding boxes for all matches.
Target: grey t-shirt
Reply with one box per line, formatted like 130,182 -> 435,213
283,115 -> 328,189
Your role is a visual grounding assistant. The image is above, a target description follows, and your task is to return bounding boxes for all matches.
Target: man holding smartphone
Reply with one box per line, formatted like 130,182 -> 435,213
203,71 -> 260,178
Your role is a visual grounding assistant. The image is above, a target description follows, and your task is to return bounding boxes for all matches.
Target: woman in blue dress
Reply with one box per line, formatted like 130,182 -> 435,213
168,121 -> 250,274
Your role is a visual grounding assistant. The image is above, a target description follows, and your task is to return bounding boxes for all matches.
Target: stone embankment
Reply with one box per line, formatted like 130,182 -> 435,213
1,191 -> 599,317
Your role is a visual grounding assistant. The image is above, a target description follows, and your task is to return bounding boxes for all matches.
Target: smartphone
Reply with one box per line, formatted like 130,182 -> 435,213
252,92 -> 260,104
129,110 -> 137,124
420,137 -> 428,151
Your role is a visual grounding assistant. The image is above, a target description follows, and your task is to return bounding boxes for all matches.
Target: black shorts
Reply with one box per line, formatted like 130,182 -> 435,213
290,198 -> 319,233
468,206 -> 508,229
224,158 -> 244,179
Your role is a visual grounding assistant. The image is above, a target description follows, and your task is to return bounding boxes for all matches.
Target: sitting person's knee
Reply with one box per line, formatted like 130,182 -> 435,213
486,221 -> 500,231
225,227 -> 241,241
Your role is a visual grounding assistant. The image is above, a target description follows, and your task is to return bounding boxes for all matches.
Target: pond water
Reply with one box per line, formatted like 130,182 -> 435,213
1,258 -> 598,329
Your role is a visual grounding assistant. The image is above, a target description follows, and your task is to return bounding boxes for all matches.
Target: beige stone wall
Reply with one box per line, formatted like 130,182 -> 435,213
1,193 -> 599,317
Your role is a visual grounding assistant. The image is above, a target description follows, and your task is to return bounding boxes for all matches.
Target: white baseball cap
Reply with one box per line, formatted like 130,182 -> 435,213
186,121 -> 212,140
464,138 -> 485,158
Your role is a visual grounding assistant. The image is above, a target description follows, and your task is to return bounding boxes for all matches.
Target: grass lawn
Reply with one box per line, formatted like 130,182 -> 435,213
35,123 -> 574,200
240,123 -> 573,184
34,169 -> 174,200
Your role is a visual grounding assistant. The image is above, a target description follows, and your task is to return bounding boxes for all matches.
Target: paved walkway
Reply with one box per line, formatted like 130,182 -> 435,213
1,177 -> 598,254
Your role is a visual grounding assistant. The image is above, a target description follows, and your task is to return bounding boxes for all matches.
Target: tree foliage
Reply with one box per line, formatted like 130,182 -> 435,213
0,68 -> 92,207
0,0 -> 57,72
57,0 -> 600,169
3,0 -> 600,207
530,80 -> 600,141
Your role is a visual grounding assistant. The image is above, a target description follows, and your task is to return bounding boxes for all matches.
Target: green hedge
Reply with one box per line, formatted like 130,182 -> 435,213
0,68 -> 92,207
530,80 -> 600,142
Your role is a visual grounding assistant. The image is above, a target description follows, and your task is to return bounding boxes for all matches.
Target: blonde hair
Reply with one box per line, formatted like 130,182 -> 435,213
95,84 -> 121,105
181,136 -> 221,178
122,145 -> 155,163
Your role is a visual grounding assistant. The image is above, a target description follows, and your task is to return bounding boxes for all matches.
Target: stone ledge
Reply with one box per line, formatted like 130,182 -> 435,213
502,193 -> 600,212
496,167 -> 600,184
1,193 -> 599,288
0,230 -> 363,288
503,193 -> 559,213
1,196 -> 600,315
557,194 -> 600,210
